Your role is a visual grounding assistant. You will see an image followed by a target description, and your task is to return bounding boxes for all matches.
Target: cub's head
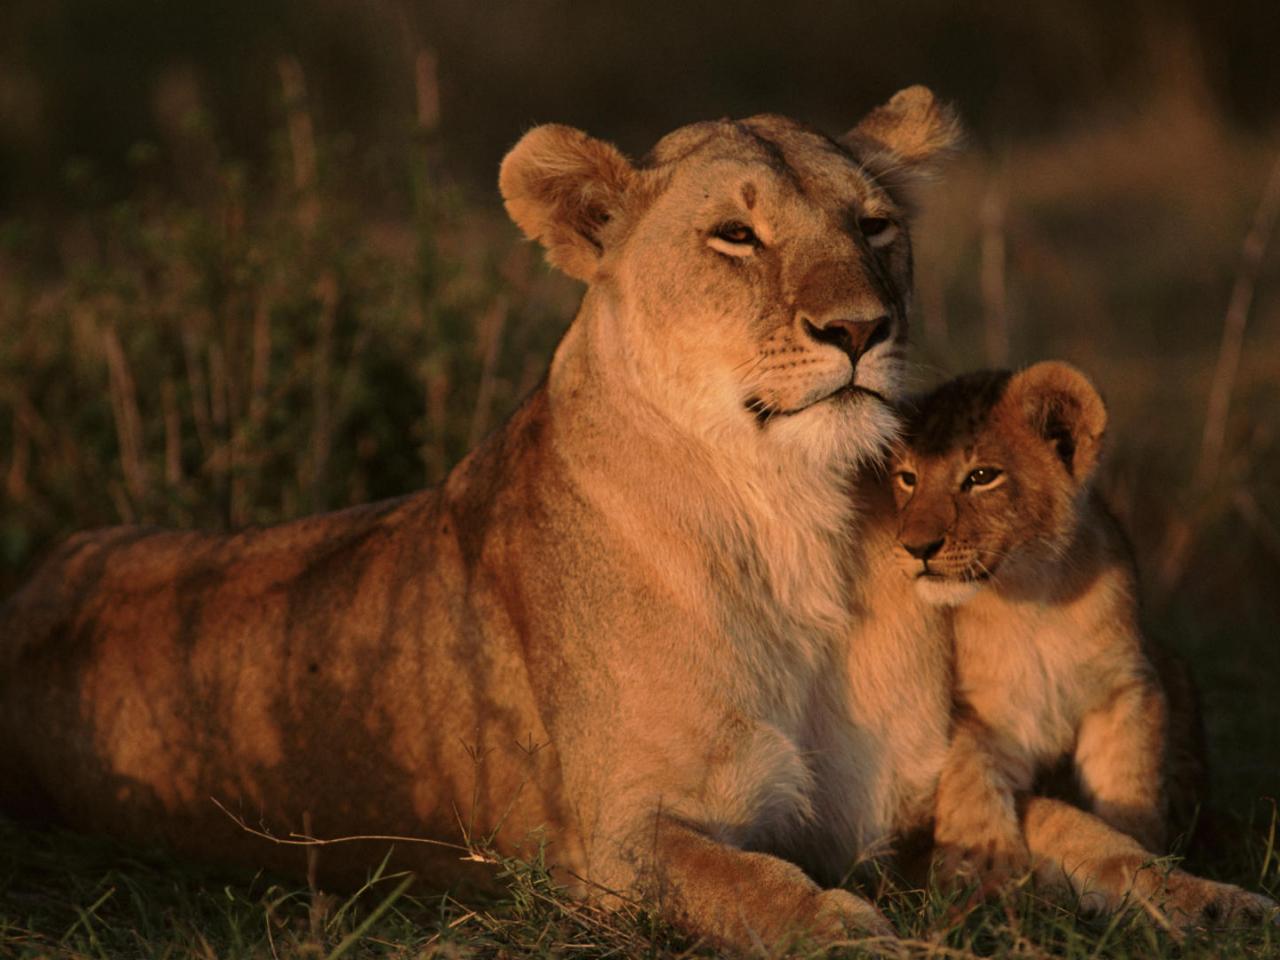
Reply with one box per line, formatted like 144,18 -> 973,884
889,362 -> 1108,605
499,87 -> 960,470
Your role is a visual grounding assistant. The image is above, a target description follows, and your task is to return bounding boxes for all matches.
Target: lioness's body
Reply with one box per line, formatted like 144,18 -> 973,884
4,380 -> 948,887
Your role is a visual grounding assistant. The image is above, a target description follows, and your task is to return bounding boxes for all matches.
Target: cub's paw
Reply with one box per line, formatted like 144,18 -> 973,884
808,888 -> 896,942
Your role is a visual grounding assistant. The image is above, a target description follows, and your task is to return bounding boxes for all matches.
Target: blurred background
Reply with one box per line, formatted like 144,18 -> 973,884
1,2 -> 1277,808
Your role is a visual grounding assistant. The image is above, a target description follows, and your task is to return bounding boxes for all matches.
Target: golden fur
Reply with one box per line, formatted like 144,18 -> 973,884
884,362 -> 1274,921
0,88 -> 962,950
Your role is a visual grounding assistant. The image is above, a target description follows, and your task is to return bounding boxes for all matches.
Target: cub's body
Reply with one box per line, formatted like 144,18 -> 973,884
889,364 -> 1192,875
947,493 -> 1174,857
953,493 -> 1136,756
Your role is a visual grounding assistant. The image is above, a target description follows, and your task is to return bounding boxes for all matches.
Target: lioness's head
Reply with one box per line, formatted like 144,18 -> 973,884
499,87 -> 960,470
889,362 -> 1108,605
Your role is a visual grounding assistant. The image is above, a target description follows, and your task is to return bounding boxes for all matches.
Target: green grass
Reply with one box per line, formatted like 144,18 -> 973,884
2,806 -> 1278,958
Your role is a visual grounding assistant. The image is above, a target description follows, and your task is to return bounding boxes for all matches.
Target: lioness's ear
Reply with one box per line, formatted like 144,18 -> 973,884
499,124 -> 636,282
1007,362 -> 1108,483
841,86 -> 963,205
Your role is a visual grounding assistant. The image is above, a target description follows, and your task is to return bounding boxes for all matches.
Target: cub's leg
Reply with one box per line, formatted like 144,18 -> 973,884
1074,680 -> 1169,852
645,816 -> 893,950
933,718 -> 1031,885
1022,795 -> 1277,927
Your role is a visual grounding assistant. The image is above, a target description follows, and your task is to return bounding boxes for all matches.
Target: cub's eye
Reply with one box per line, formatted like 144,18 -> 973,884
859,217 -> 899,249
894,471 -> 917,491
708,222 -> 760,257
963,467 -> 1003,490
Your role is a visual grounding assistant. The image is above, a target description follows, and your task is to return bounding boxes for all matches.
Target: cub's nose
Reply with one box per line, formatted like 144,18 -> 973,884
804,314 -> 892,363
902,537 -> 944,561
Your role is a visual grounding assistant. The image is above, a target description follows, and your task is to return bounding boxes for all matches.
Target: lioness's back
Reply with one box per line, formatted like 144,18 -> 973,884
0,459 -> 565,886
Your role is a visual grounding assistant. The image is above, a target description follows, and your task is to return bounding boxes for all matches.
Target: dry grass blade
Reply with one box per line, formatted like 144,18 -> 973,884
278,56 -> 314,192
1195,148 -> 1280,492
1154,147 -> 1280,598
210,796 -> 476,856
101,325 -> 149,511
467,297 -> 508,451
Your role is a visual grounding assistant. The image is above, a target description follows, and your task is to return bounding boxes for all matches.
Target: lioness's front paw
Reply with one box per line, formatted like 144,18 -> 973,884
810,888 -> 896,942
935,836 -> 1030,891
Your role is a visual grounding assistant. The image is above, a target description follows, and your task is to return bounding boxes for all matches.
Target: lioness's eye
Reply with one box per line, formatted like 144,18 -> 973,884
895,471 -> 916,490
708,222 -> 761,259
859,217 -> 898,249
963,467 -> 1002,489
713,222 -> 759,246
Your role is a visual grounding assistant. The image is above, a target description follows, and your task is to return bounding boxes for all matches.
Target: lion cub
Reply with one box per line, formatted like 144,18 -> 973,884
888,361 -> 1200,881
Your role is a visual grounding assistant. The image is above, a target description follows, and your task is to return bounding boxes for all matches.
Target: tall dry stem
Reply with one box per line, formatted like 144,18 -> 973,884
162,378 -> 183,487
467,298 -> 508,451
278,55 -> 319,232
1194,148 -> 1280,492
309,272 -> 339,510
208,340 -> 232,524
249,295 -> 272,429
1156,147 -> 1280,598
980,178 -> 1009,366
182,323 -> 214,457
101,325 -> 150,511
415,49 -> 441,134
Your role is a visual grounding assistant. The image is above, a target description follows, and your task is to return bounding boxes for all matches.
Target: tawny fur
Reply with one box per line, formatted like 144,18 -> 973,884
0,90 -> 959,951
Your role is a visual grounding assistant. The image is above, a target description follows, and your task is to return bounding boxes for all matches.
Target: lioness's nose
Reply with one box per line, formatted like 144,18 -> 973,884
804,313 -> 892,363
902,537 -> 944,561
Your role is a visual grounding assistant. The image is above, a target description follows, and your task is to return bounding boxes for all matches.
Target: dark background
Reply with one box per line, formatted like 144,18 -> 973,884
4,1 -> 1280,206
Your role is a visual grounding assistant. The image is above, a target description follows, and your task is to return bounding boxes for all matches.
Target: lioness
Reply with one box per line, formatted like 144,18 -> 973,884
1,88 -> 958,948
885,362 -> 1275,921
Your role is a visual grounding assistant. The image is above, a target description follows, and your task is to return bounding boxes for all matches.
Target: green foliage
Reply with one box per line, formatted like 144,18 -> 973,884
0,131 -> 574,591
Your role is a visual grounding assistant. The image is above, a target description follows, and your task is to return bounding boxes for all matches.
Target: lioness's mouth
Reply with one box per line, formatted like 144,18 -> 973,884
914,568 -> 993,583
837,383 -> 889,404
743,382 -> 889,427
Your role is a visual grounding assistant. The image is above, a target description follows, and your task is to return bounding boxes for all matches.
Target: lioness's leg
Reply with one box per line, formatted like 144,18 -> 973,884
645,816 -> 893,949
933,719 -> 1029,884
1022,795 -> 1277,926
1074,681 -> 1169,852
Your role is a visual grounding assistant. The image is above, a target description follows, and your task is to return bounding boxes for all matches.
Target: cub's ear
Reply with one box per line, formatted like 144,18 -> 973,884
499,124 -> 636,282
841,86 -> 963,207
1007,361 -> 1108,483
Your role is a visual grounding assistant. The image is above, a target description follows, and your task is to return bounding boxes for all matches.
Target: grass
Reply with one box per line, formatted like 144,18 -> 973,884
2,60 -> 1280,959
2,803 -> 1278,958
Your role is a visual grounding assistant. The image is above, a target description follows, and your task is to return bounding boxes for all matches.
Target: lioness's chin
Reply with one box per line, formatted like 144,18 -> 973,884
769,390 -> 899,468
914,576 -> 984,607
